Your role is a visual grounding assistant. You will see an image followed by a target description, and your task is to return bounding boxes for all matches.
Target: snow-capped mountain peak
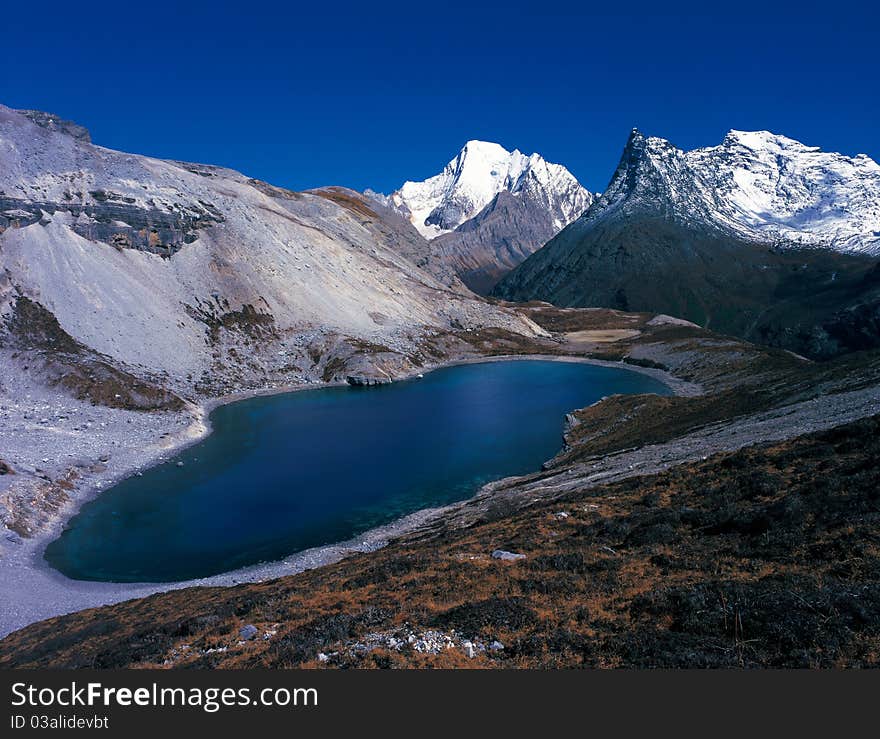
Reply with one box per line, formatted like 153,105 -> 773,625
586,128 -> 880,253
383,140 -> 591,239
721,129 -> 815,152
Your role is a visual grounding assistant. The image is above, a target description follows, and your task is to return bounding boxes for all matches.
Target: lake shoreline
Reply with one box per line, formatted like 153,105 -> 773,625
1,353 -> 698,637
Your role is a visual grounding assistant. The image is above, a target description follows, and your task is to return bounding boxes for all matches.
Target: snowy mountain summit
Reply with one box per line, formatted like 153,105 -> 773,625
382,140 -> 592,240
593,128 -> 880,254
368,140 -> 592,292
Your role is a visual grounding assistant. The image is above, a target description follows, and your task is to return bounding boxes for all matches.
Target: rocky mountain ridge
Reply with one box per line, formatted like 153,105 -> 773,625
591,128 -> 880,252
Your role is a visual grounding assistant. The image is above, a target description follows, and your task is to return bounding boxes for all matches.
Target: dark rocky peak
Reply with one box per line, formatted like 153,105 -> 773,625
15,109 -> 91,143
585,128 -> 686,222
611,128 -> 653,197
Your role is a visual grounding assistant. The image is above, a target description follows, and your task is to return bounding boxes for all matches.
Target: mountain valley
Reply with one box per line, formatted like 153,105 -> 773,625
2,106 -> 880,669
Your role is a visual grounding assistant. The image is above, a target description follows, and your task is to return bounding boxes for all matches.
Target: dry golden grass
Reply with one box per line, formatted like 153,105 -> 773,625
563,329 -> 642,343
309,187 -> 378,219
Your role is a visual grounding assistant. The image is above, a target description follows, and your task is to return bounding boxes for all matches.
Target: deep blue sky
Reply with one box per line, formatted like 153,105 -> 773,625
2,0 -> 876,194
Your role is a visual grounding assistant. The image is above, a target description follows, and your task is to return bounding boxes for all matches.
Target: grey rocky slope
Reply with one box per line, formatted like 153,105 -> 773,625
370,140 -> 592,293
0,105 -> 541,401
495,129 -> 880,359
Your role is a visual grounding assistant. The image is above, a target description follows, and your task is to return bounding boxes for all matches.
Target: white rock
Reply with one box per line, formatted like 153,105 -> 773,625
492,549 -> 526,561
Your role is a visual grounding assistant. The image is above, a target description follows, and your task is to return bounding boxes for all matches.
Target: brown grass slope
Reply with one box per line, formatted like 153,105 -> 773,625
2,414 -> 879,669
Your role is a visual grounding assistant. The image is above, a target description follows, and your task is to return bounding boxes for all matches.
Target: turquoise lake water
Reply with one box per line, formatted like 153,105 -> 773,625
44,360 -> 670,582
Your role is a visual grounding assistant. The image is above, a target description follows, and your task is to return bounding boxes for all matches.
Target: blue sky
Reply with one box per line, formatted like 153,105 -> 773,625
2,0 -> 876,194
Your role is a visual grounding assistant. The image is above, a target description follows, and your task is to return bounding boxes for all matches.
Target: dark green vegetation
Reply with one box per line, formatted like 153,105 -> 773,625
3,414 -> 878,668
495,215 -> 880,360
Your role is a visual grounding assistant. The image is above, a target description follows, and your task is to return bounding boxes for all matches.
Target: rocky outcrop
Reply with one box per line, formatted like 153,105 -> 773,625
491,549 -> 526,561
346,374 -> 392,387
15,109 -> 91,143
0,195 -> 222,257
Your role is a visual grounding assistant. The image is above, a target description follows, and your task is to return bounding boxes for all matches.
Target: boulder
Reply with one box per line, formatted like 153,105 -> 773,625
491,549 -> 526,561
238,624 -> 259,641
346,374 -> 392,387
